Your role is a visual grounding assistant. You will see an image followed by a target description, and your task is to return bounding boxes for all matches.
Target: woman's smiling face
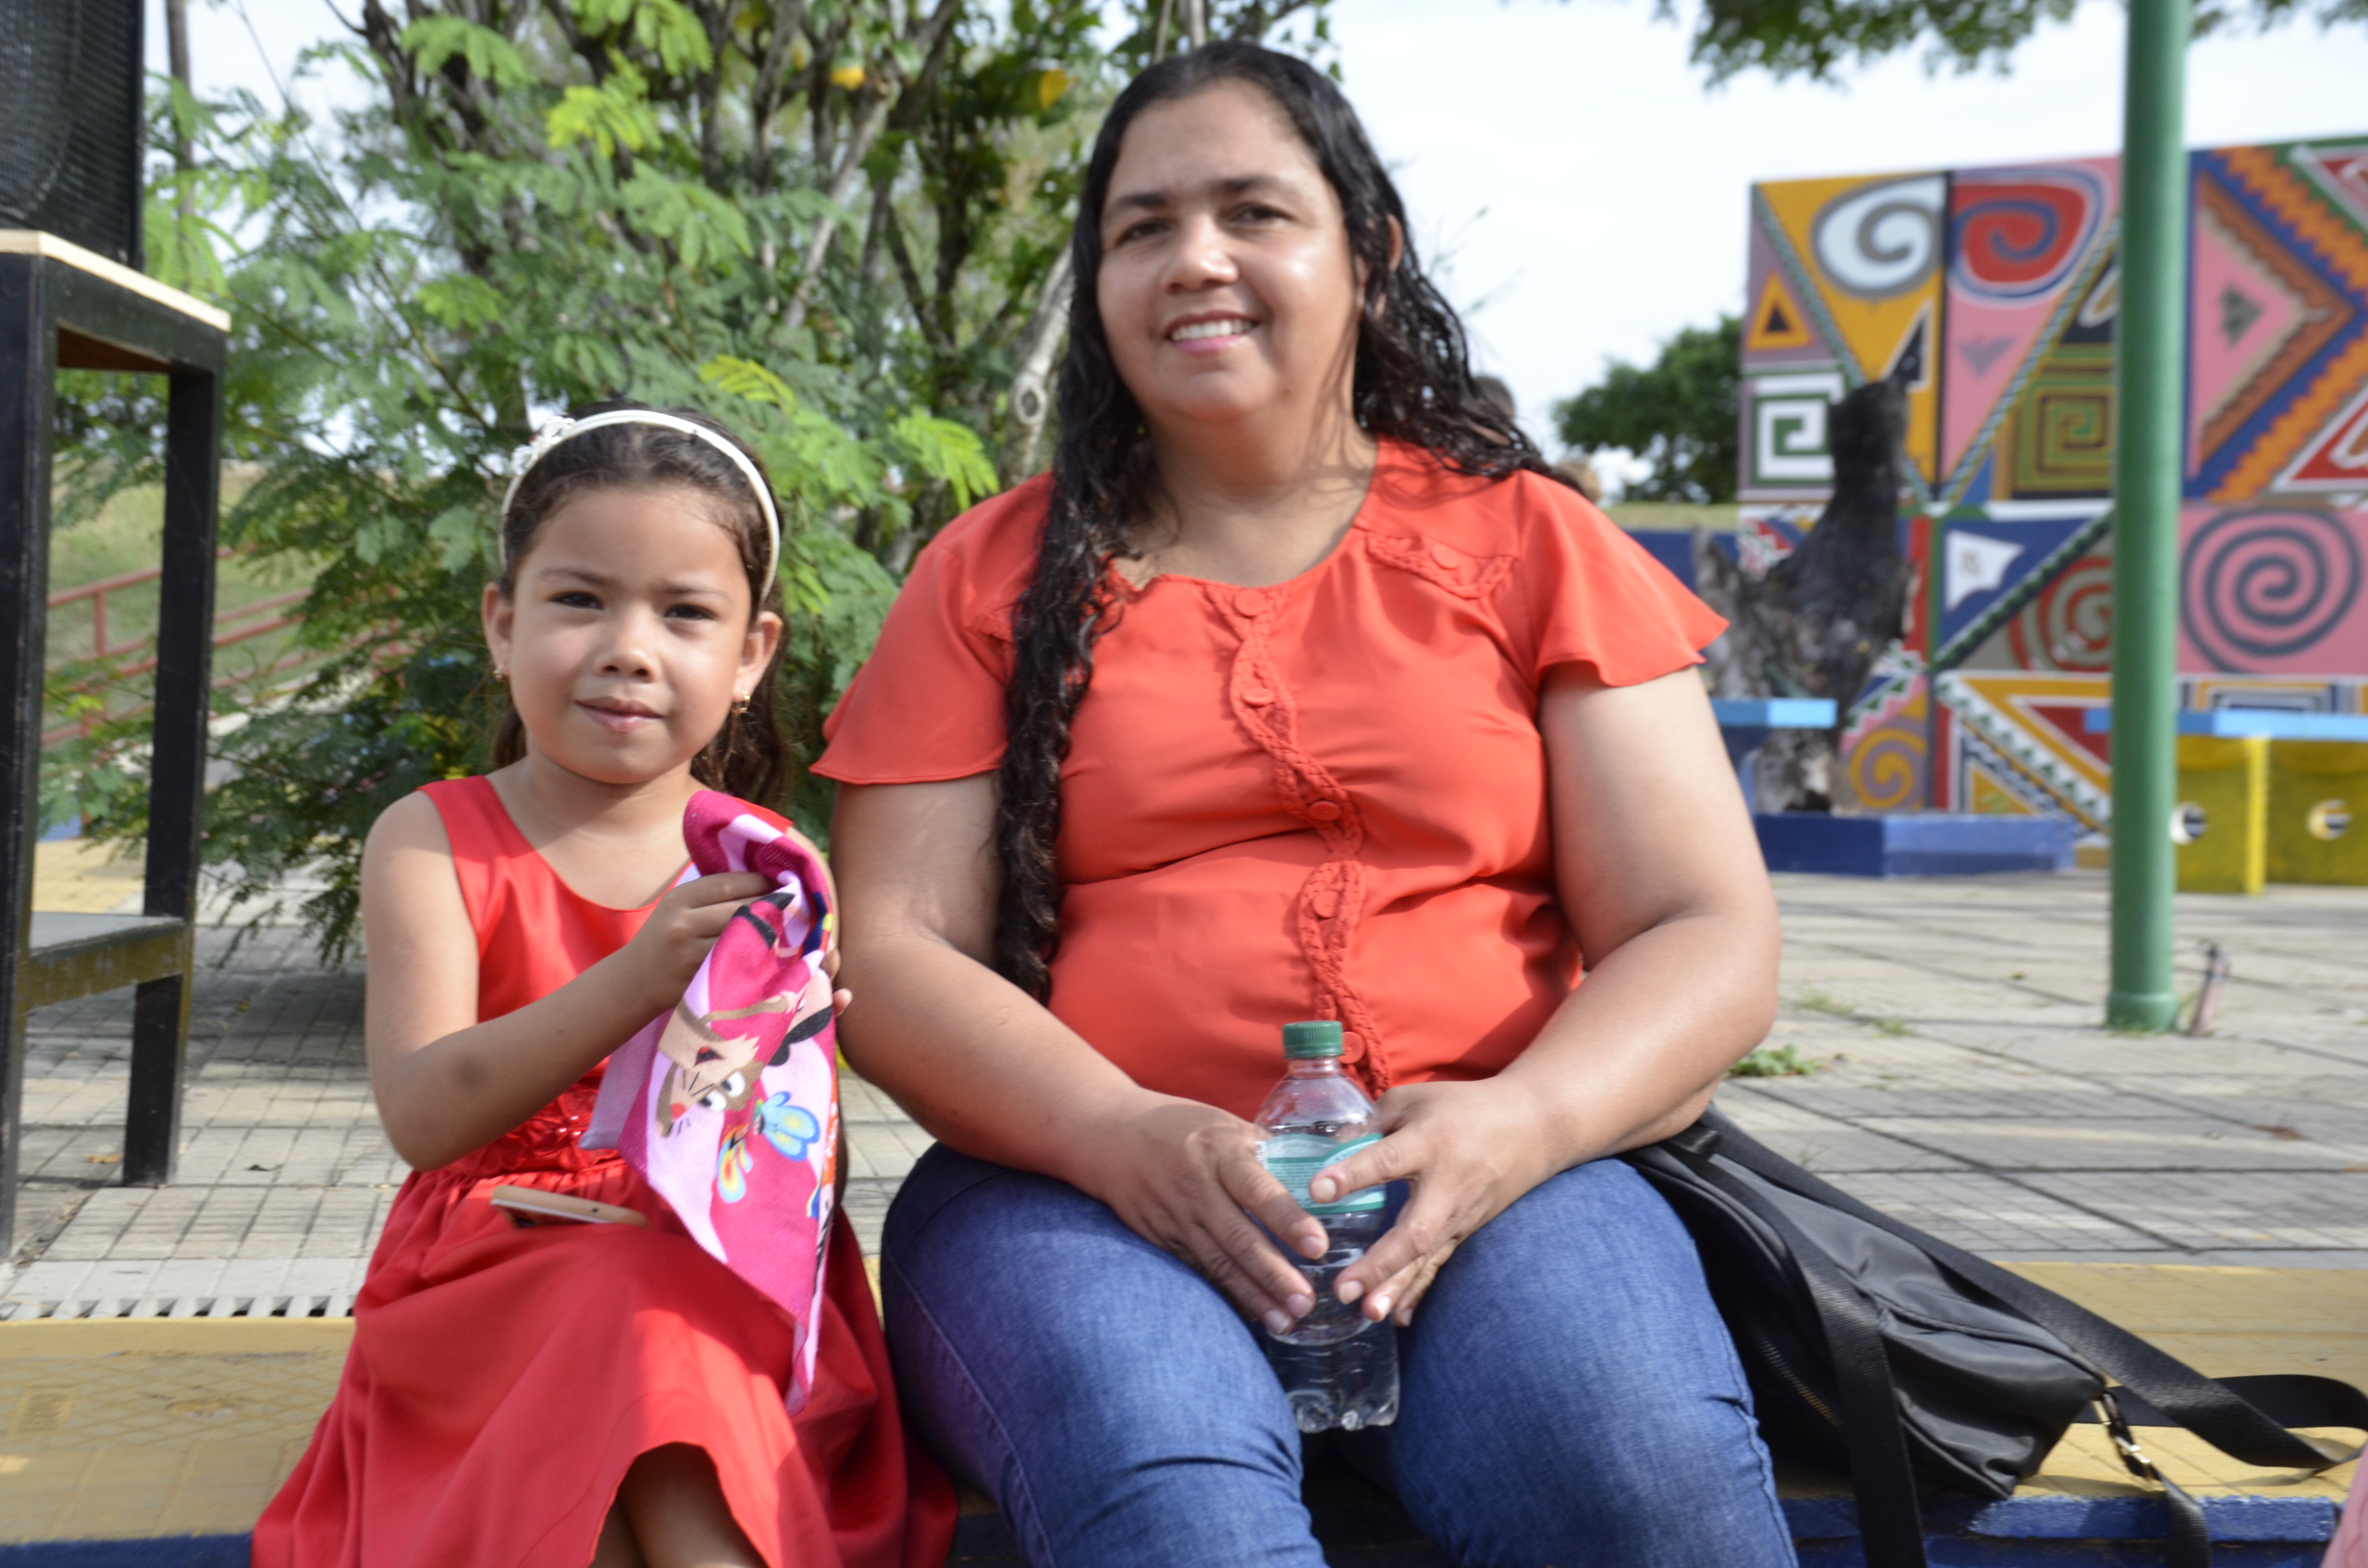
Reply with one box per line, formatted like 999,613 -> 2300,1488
1096,80 -> 1364,439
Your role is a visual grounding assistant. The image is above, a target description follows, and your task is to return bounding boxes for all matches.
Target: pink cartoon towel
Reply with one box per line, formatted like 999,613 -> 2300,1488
583,791 -> 839,1413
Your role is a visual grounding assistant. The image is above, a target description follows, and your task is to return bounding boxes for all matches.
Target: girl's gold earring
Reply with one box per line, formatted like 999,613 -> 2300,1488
730,695 -> 751,716
493,667 -> 507,682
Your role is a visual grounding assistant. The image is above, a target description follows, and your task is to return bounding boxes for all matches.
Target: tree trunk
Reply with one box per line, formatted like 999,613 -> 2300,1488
1692,372 -> 1911,812
166,0 -> 193,227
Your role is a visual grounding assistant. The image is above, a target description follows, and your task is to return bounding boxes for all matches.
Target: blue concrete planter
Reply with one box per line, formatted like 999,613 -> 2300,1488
1756,812 -> 2077,877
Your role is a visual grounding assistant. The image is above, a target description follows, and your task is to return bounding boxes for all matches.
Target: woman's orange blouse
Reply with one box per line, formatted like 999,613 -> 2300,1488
815,440 -> 1725,1120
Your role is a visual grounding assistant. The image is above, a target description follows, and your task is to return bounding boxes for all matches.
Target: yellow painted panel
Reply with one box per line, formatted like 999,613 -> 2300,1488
2267,740 -> 2368,886
2175,733 -> 2268,894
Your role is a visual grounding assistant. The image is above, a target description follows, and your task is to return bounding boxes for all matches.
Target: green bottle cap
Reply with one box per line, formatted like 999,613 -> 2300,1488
1282,1020 -> 1344,1059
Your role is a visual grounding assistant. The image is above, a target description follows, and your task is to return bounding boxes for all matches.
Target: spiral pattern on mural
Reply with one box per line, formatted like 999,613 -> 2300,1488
2008,554 -> 2114,671
1813,175 -> 1946,299
2183,506 -> 2364,670
1949,167 -> 2107,304
1848,723 -> 1928,811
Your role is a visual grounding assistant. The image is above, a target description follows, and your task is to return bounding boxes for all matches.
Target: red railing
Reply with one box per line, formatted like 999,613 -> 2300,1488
41,553 -> 320,747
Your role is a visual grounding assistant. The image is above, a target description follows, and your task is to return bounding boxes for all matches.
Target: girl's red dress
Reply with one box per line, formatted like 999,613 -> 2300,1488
252,775 -> 954,1568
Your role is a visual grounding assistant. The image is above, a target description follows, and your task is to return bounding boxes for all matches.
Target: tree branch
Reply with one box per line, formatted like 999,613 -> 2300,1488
750,0 -> 812,194
881,199 -> 950,354
782,0 -> 965,330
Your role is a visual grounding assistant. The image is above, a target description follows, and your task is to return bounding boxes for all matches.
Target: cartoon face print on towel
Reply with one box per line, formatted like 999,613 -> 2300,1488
585,790 -> 840,1411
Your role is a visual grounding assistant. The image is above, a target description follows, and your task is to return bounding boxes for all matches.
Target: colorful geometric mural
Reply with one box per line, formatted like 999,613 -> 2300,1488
1941,159 -> 2119,499
2003,548 -> 2114,672
1932,672 -> 2114,828
2179,501 -> 2368,675
1739,133 -> 2368,830
2187,146 -> 2368,502
1743,172 -> 1945,497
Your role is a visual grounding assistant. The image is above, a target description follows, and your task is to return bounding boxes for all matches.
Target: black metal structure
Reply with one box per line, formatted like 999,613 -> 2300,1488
0,233 -> 227,1252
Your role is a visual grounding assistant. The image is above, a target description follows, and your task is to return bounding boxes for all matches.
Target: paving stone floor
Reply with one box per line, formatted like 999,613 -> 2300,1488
3,869 -> 2362,1313
1722,872 -> 2368,1266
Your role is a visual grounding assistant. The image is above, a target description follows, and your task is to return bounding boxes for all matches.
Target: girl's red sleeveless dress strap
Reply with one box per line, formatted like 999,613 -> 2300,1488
251,775 -> 953,1568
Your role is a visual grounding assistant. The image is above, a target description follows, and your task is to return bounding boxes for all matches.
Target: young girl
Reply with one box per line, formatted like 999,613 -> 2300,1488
254,403 -> 955,1568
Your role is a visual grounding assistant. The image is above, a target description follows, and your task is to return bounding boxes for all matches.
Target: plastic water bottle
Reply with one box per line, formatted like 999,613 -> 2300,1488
1253,1019 -> 1399,1432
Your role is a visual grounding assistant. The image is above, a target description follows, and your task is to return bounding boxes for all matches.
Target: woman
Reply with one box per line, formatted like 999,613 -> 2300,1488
820,41 -> 1795,1568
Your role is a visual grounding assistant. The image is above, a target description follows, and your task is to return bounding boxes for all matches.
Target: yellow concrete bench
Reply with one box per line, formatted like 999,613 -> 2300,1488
0,1264 -> 2355,1565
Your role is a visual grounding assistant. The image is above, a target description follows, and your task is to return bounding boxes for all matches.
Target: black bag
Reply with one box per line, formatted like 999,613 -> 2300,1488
1624,1107 -> 2368,1568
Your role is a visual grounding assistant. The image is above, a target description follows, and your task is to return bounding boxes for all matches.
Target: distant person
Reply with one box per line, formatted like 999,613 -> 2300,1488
1472,373 -> 1517,423
253,404 -> 954,1568
1558,454 -> 1607,502
1476,376 -> 1607,500
823,40 -> 1790,1568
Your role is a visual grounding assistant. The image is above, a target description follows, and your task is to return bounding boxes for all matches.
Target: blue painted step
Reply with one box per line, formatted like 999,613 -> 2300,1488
0,1496 -> 2336,1567
1755,811 -> 2076,876
0,1543 -> 248,1566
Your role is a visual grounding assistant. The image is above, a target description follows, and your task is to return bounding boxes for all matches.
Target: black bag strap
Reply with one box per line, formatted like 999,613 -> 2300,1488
1693,1107 -> 2364,1474
1659,1128 -> 1931,1568
2090,1374 -> 2368,1436
2096,1390 -> 2212,1568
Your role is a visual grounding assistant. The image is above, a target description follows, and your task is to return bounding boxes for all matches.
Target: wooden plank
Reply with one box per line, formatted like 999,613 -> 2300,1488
0,234 -> 230,334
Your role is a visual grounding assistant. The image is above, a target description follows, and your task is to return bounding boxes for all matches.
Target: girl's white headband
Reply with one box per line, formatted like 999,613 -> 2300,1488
500,410 -> 780,581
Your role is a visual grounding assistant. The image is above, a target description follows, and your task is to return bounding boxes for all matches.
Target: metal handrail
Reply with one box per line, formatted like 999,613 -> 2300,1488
41,553 -> 326,747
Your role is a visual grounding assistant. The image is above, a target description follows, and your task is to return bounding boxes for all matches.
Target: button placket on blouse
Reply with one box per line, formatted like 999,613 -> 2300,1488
1214,583 -> 1390,1092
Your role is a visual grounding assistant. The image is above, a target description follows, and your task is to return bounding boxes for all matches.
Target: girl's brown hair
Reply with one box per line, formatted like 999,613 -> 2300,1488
490,399 -> 792,807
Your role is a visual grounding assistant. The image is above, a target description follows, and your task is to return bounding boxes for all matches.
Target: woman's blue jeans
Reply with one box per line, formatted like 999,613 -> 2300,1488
880,1143 -> 1797,1568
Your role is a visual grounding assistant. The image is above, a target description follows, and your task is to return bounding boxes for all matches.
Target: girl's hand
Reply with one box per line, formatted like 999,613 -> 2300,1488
1307,1078 -> 1563,1327
780,822 -> 854,1017
615,870 -> 777,1016
1073,1097 -> 1333,1334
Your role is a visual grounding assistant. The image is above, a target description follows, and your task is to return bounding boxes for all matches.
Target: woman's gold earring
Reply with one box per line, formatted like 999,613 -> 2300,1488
730,695 -> 751,716
493,666 -> 507,682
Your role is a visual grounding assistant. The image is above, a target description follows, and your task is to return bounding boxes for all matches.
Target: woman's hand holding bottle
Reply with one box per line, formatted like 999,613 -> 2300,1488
1073,1096 -> 1332,1335
1303,1077 -> 1562,1327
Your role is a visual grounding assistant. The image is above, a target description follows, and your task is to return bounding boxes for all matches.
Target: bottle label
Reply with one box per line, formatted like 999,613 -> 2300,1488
1261,1133 -> 1387,1214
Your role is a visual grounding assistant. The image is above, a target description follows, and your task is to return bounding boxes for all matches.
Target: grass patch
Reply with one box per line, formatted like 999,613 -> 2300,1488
1728,1043 -> 1823,1078
1603,501 -> 1741,533
1795,990 -> 1912,1037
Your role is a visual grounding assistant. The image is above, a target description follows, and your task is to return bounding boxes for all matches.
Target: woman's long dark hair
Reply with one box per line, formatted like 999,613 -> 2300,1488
992,42 -> 1571,998
491,400 -> 794,808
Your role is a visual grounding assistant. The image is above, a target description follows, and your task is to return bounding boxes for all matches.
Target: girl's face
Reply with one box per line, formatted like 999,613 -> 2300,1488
483,486 -> 781,788
1096,81 -> 1364,440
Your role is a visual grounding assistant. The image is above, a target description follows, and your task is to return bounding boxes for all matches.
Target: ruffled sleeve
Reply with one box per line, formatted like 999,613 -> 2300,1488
810,479 -> 1046,785
1508,473 -> 1726,686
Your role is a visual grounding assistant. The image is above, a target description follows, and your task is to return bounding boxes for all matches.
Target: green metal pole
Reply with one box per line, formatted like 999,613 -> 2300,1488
2107,0 -> 2190,1032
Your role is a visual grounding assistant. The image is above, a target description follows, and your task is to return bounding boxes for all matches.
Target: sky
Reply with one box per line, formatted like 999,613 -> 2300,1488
159,0 -> 2368,472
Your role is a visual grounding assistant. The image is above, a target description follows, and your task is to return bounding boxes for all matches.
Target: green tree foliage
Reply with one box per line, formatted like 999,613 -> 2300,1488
1666,0 -> 2362,84
53,0 -> 1326,955
1553,315 -> 1740,505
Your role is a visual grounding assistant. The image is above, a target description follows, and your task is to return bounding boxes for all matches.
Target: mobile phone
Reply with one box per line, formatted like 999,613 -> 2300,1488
488,1185 -> 648,1227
